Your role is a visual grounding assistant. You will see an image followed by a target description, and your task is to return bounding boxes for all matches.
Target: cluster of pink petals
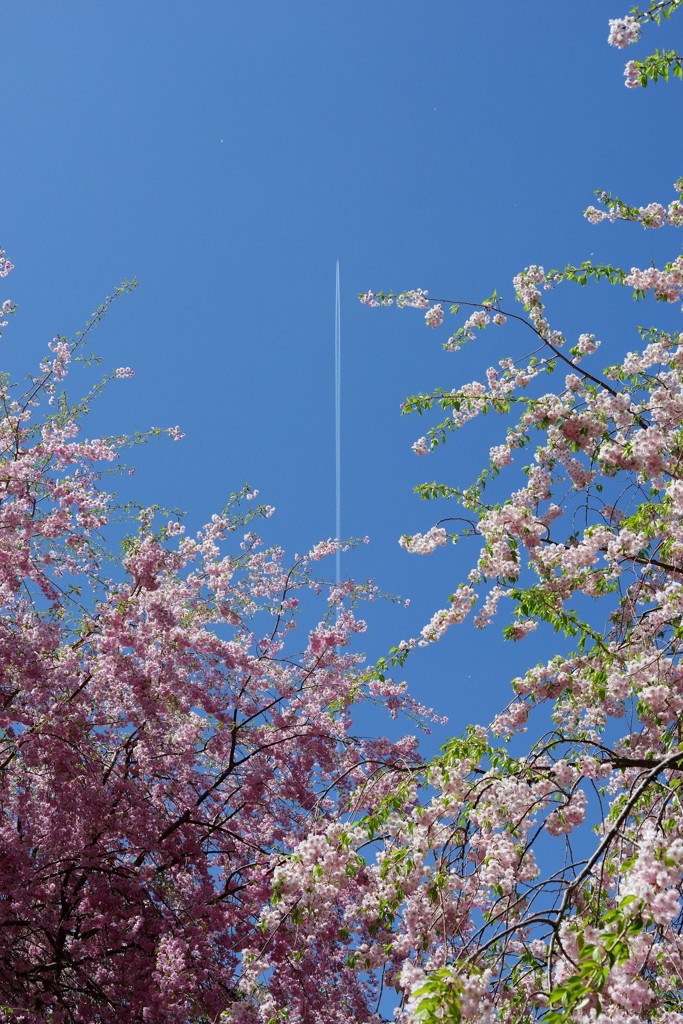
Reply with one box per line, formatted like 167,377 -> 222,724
461,308 -> 489,338
401,528 -> 448,552
307,537 -> 344,560
348,214 -> 683,1014
0,246 -> 13,277
397,288 -> 431,308
586,195 -> 683,227
359,288 -> 432,310
1,247 -> 14,333
399,525 -> 447,554
608,15 -> 641,48
625,255 -> 683,304
0,295 -> 434,1024
624,58 -> 642,87
513,264 -> 551,335
419,586 -> 476,643
445,310 -> 506,351
412,434 -> 432,456
618,826 -> 683,926
425,302 -> 444,328
576,332 -> 600,355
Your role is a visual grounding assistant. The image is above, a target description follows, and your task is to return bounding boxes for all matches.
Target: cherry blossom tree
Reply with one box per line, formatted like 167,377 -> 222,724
4,5 -> 683,1024
254,5 -> 683,1023
0,260 -> 432,1022
607,0 -> 683,87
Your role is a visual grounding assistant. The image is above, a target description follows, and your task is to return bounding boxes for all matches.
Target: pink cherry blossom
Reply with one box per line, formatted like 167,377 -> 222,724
399,525 -> 447,555
608,16 -> 641,48
0,278 -> 430,1024
425,303 -> 444,328
412,435 -> 431,456
0,246 -> 13,277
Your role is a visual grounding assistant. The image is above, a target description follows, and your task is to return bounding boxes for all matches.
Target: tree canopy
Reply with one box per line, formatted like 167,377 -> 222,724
2,3 -> 683,1023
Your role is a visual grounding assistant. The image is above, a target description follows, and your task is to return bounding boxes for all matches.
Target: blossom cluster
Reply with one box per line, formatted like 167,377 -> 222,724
0,270 -> 430,1024
424,302 -> 444,328
399,525 -> 447,554
0,245 -> 13,277
607,5 -> 683,88
624,58 -> 643,86
351,169 -> 683,1022
585,185 -> 683,227
418,586 -> 476,643
608,15 -> 641,47
625,254 -> 683,304
1,245 -> 13,334
360,287 -> 511,354
359,288 -> 431,309
397,288 -> 431,308
0,298 -> 12,331
412,435 -> 432,456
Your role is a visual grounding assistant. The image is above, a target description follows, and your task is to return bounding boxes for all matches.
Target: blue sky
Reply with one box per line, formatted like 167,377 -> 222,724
4,2 -> 682,752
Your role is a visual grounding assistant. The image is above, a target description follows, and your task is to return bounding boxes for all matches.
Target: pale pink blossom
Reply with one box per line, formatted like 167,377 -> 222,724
397,288 -> 430,309
0,247 -> 13,277
418,587 -> 476,642
608,16 -> 640,48
424,303 -> 444,328
399,525 -> 447,555
412,435 -> 431,456
576,332 -> 600,355
461,309 -> 490,339
624,59 -> 642,87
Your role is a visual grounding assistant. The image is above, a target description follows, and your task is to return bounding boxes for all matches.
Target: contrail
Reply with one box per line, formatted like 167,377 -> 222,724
335,261 -> 341,586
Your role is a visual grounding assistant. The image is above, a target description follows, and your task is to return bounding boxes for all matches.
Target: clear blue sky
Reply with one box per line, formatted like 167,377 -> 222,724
4,2 -> 682,752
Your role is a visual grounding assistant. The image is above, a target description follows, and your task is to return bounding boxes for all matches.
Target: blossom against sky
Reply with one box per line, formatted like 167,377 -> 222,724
4,1 -> 682,746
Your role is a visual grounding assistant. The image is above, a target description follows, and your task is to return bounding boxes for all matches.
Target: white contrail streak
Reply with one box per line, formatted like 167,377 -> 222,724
335,261 -> 341,586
